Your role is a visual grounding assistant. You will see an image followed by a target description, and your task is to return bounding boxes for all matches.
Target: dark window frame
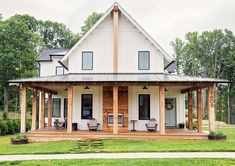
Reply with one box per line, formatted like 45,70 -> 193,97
64,98 -> 68,119
55,66 -> 64,75
81,94 -> 93,119
138,94 -> 150,120
82,51 -> 93,70
138,51 -> 150,70
52,98 -> 61,118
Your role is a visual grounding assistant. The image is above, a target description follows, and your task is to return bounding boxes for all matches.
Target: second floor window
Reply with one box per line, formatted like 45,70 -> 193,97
82,52 -> 93,70
56,66 -> 64,75
138,51 -> 150,70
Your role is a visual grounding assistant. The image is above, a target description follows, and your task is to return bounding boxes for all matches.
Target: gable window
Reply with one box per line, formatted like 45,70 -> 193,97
81,94 -> 93,119
56,66 -> 64,75
52,98 -> 61,118
139,94 -> 150,120
82,52 -> 93,70
138,51 -> 150,70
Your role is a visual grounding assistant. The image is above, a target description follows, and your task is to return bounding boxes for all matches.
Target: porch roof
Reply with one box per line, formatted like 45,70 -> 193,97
8,73 -> 230,84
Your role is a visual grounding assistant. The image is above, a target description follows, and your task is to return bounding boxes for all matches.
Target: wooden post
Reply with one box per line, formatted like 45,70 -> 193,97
159,85 -> 165,135
67,85 -> 73,133
40,92 -> 45,129
188,91 -> 193,130
113,85 -> 118,134
197,89 -> 203,132
113,5 -> 119,73
31,89 -> 37,131
20,84 -> 27,133
208,85 -> 215,132
47,93 -> 52,127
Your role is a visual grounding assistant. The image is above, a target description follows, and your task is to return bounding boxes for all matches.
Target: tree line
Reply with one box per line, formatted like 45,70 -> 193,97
171,29 -> 235,124
0,12 -> 102,118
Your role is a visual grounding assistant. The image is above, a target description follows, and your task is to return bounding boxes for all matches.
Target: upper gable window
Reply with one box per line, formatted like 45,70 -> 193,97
138,51 -> 150,70
56,66 -> 64,75
82,52 -> 93,70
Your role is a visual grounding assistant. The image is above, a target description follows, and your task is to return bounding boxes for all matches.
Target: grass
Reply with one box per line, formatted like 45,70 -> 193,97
0,127 -> 235,154
1,158 -> 235,166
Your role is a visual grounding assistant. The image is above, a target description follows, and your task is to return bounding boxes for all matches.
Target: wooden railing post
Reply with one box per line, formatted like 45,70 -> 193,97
188,91 -> 193,130
40,91 -> 45,129
20,84 -> 27,133
67,85 -> 73,133
113,85 -> 118,134
197,89 -> 203,132
47,93 -> 52,127
31,89 -> 37,131
208,85 -> 215,132
159,85 -> 165,135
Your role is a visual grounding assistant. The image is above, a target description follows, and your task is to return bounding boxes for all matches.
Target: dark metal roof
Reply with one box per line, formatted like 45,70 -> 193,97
8,73 -> 230,84
37,48 -> 70,61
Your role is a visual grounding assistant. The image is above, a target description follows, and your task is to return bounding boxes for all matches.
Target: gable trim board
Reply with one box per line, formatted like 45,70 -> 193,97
60,2 -> 174,69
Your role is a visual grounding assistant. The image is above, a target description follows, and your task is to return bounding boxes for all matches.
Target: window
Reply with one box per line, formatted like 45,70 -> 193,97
138,51 -> 150,70
107,113 -> 123,127
82,52 -> 93,70
45,98 -> 48,118
139,94 -> 150,120
64,98 -> 68,118
56,66 -> 64,75
52,98 -> 61,118
81,94 -> 92,119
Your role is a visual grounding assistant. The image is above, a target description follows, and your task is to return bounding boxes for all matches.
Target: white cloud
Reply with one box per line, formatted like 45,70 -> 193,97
0,0 -> 235,54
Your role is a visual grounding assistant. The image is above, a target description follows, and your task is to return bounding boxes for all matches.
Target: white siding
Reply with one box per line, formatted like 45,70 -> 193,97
39,56 -> 68,77
68,13 -> 164,73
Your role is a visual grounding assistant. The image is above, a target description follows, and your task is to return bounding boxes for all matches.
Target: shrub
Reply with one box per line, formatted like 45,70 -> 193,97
6,120 -> 15,134
0,121 -> 8,135
26,121 -> 31,132
185,120 -> 198,130
12,119 -> 20,133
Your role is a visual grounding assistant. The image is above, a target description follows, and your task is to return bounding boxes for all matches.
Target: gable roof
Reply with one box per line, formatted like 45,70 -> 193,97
37,48 -> 70,61
60,2 -> 174,68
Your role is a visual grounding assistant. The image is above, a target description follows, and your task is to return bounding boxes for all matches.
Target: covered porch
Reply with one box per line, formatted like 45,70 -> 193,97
8,73 -> 228,140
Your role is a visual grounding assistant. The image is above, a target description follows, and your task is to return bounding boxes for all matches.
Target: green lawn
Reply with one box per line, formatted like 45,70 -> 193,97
1,158 -> 235,166
0,127 -> 235,154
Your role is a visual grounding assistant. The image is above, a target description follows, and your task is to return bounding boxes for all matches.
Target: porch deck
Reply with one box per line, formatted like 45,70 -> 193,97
27,127 -> 209,141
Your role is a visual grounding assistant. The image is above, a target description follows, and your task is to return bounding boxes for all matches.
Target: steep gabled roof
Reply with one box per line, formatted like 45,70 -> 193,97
60,2 -> 174,68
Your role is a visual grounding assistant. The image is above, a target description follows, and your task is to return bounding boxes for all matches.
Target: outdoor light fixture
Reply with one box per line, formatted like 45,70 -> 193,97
142,86 -> 148,90
84,86 -> 90,89
64,88 -> 68,91
165,88 -> 168,92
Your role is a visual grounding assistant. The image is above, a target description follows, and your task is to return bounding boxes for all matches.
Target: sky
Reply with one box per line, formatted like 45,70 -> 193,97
0,0 -> 235,55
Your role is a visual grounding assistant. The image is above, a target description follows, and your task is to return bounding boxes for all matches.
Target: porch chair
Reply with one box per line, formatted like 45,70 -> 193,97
145,118 -> 158,131
54,119 -> 67,130
87,118 -> 100,131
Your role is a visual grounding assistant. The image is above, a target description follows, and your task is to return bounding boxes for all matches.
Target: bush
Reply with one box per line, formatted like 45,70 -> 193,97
185,120 -> 198,130
12,119 -> 20,133
26,121 -> 31,132
6,120 -> 15,134
0,121 -> 8,135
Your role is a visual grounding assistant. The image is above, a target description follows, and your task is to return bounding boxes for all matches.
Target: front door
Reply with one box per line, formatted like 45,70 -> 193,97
165,98 -> 177,127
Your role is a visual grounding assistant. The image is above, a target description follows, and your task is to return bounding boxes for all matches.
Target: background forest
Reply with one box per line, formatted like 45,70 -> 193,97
0,12 -> 234,124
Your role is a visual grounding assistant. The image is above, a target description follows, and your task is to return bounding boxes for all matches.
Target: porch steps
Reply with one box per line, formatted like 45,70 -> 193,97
27,132 -> 208,142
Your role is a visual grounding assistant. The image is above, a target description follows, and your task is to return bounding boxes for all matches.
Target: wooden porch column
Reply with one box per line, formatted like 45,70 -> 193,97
208,85 -> 215,132
197,89 -> 203,132
31,89 -> 37,131
113,4 -> 119,73
67,85 -> 73,133
113,85 -> 118,134
40,91 -> 45,129
20,84 -> 27,133
159,85 -> 165,135
47,93 -> 52,127
188,91 -> 193,130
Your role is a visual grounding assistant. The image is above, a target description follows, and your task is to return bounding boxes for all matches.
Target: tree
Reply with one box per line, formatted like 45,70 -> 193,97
81,12 -> 102,36
171,29 -> 235,123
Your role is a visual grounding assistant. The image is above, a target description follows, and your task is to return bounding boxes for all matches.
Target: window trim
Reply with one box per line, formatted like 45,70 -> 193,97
138,94 -> 150,120
52,98 -> 61,118
81,94 -> 93,119
55,66 -> 64,75
138,51 -> 150,70
82,51 -> 93,70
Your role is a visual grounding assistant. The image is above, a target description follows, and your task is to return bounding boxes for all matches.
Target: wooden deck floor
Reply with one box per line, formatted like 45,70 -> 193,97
27,127 -> 209,141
